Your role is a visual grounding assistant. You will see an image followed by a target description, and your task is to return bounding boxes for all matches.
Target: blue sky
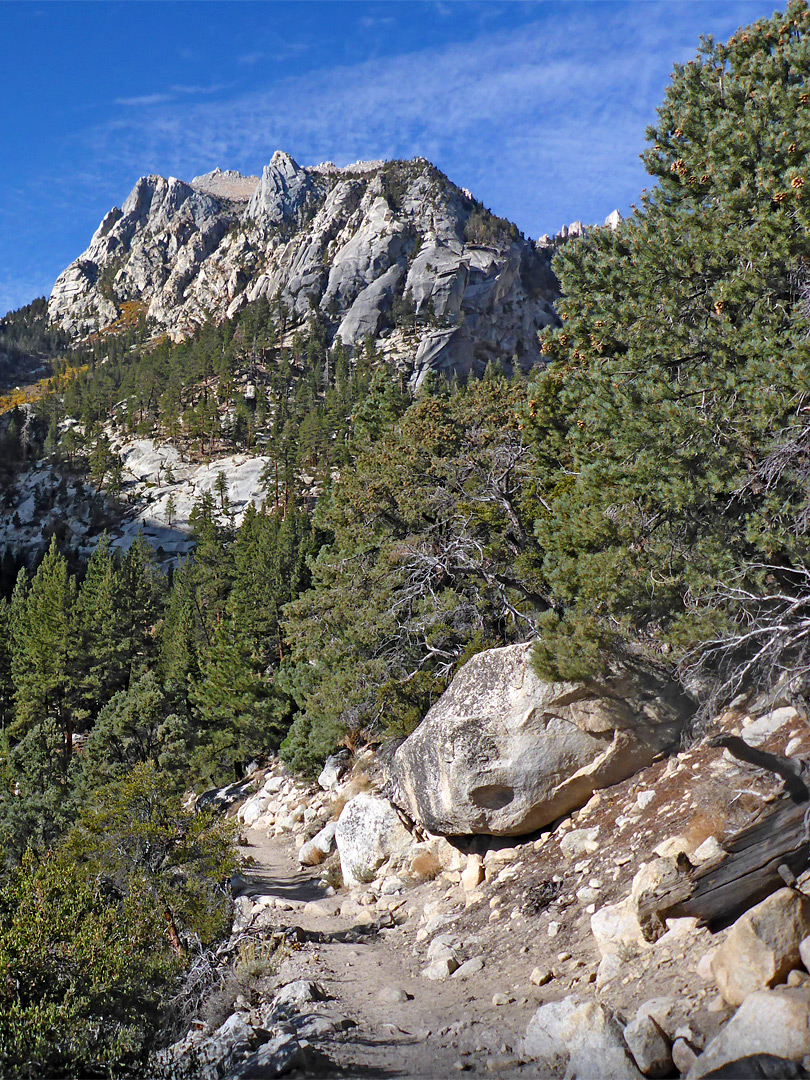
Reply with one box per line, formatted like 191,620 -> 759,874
0,0 -> 780,316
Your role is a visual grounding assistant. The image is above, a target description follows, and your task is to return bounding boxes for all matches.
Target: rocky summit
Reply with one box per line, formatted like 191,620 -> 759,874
48,152 -> 560,389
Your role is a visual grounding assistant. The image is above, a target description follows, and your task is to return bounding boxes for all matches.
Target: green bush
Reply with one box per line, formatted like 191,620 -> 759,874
0,764 -> 239,1078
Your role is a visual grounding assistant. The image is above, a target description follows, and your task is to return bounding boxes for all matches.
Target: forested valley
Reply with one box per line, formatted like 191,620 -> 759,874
4,3 -> 810,1074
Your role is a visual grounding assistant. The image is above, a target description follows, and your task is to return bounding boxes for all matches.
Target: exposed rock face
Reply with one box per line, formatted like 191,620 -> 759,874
388,643 -> 693,836
48,153 -> 560,386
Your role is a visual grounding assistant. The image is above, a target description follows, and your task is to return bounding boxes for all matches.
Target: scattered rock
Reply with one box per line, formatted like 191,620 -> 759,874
529,967 -> 553,987
673,1037 -> 700,1075
461,853 -> 485,892
269,980 -> 328,1016
560,827 -> 601,859
298,820 -> 337,867
318,751 -> 352,790
741,707 -> 800,748
453,956 -> 485,979
422,957 -> 459,981
376,986 -> 413,1004
623,1012 -> 673,1077
225,1033 -> 320,1079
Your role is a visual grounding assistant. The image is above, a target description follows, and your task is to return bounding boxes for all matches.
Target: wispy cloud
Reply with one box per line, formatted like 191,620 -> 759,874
87,3 -> 769,237
115,83 -> 227,108
115,92 -> 173,108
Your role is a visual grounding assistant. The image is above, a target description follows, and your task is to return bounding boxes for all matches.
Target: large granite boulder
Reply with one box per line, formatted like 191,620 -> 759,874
388,642 -> 693,836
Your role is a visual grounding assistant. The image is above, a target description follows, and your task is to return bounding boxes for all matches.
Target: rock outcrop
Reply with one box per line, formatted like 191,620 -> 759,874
388,642 -> 694,836
48,153 -> 560,388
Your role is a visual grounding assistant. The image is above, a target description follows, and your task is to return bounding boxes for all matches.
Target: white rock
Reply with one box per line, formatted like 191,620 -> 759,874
422,957 -> 459,981
335,793 -> 413,888
560,827 -> 601,859
298,820 -> 338,867
691,837 -> 725,865
388,643 -> 691,836
522,996 -> 643,1079
452,956 -> 485,979
461,853 -> 485,892
742,707 -> 800,747
624,1012 -> 672,1077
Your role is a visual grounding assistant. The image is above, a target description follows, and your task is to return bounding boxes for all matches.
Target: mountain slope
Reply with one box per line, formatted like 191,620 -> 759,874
48,153 -> 560,388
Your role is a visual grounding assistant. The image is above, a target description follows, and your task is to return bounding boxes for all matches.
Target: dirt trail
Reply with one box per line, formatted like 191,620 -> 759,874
238,827 -> 538,1078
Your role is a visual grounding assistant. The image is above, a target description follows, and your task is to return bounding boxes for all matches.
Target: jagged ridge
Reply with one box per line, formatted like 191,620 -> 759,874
48,152 -> 561,388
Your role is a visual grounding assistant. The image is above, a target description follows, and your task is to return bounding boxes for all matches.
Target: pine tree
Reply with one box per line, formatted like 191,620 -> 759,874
530,0 -> 810,689
11,538 -> 80,766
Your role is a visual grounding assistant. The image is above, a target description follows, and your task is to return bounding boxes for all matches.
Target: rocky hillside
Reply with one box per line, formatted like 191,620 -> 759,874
47,153 -> 561,389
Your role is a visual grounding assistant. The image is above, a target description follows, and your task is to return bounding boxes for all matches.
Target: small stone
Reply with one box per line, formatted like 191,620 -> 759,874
577,886 -> 601,904
623,1012 -> 672,1077
530,967 -> 552,986
688,987 -> 810,1078
453,956 -> 485,979
559,828 -> 600,859
707,994 -> 728,1013
636,790 -> 656,810
547,921 -> 560,937
741,706 -> 799,747
557,951 -> 572,963
696,949 -> 717,980
422,957 -> 459,981
492,992 -> 515,1006
426,940 -> 457,963
711,888 -> 810,1005
653,836 -> 692,858
461,854 -> 485,892
376,985 -> 413,1004
692,836 -> 725,865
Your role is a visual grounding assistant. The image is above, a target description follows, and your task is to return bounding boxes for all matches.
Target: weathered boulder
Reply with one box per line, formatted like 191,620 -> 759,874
334,793 -> 413,887
389,643 -> 693,836
686,987 -> 810,1079
522,996 -> 644,1080
298,821 -> 337,867
317,751 -> 351,791
711,888 -> 810,1006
